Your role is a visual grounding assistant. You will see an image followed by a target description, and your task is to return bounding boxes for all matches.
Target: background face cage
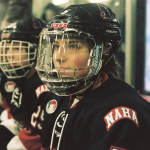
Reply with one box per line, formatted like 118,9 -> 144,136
0,40 -> 37,78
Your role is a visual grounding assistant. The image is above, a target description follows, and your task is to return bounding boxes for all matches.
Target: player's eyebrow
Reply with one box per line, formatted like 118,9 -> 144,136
53,40 -> 84,44
53,41 -> 59,44
66,41 -> 84,44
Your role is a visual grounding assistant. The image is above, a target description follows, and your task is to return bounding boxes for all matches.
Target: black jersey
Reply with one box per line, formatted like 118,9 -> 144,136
0,72 -> 49,149
41,77 -> 150,150
0,72 -> 19,109
10,72 -> 49,128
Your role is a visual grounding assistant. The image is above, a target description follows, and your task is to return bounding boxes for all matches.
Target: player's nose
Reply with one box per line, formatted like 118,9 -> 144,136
6,48 -> 15,60
54,47 -> 67,63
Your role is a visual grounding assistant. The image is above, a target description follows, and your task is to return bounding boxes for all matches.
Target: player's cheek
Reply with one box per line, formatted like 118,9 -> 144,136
73,57 -> 87,68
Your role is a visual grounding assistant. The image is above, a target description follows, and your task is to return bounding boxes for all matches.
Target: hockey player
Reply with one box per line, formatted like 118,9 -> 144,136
0,18 -> 49,150
36,3 -> 150,150
0,32 -> 19,122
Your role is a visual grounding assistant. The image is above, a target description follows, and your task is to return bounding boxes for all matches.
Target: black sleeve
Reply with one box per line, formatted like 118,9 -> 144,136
88,97 -> 150,150
0,70 -> 4,90
0,73 -> 6,95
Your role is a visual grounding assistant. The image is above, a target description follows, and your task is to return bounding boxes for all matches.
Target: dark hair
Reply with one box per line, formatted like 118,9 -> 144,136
103,58 -> 123,80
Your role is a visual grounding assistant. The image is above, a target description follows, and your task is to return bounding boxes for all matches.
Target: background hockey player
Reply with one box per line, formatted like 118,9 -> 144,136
0,17 -> 49,150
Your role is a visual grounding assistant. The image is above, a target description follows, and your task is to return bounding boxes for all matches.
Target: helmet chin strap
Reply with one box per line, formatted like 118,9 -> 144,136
74,74 -> 98,97
74,83 -> 94,97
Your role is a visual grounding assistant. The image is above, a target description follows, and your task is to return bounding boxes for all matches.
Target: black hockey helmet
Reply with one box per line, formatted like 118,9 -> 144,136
36,3 -> 121,96
49,3 -> 121,50
0,18 -> 46,78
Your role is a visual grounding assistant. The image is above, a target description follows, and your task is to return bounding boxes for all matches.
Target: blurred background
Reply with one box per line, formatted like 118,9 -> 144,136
0,0 -> 150,98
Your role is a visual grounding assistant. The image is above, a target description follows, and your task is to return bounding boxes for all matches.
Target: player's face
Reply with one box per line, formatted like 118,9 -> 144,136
53,38 -> 90,78
5,42 -> 28,67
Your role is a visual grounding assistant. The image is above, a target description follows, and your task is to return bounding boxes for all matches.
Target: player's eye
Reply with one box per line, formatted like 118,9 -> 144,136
70,44 -> 79,49
15,48 -> 19,50
5,48 -> 9,51
67,44 -> 80,51
53,44 -> 59,51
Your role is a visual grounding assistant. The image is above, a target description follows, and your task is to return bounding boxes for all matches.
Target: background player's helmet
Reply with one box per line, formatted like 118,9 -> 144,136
36,3 -> 121,96
0,18 -> 46,78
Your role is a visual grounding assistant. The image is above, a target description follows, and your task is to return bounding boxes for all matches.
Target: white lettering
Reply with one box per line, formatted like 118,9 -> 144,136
106,30 -> 118,33
54,130 -> 61,137
57,122 -> 63,128
104,112 -> 114,129
115,109 -> 122,120
132,110 -> 139,125
121,108 -> 131,118
35,84 -> 49,98
104,107 -> 139,131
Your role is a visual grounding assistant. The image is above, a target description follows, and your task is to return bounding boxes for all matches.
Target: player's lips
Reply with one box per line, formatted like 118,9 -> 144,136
56,67 -> 69,70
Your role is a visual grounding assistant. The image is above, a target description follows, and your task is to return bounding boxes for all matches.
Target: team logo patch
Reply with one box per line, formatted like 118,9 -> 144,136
104,106 -> 139,131
4,81 -> 16,93
51,23 -> 68,29
46,100 -> 57,114
97,4 -> 114,20
110,146 -> 127,150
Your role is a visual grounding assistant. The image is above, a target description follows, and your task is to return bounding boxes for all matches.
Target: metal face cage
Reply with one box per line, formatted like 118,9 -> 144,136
36,28 -> 103,96
0,40 -> 37,78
